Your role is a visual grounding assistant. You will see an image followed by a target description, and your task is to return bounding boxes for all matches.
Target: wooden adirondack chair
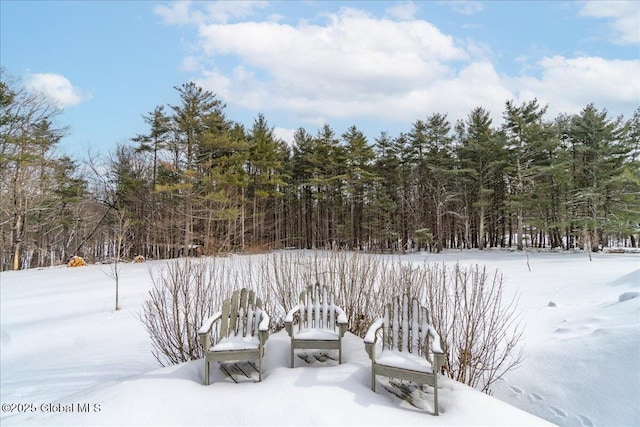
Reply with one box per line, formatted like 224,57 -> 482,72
364,294 -> 445,415
198,288 -> 270,384
284,283 -> 348,368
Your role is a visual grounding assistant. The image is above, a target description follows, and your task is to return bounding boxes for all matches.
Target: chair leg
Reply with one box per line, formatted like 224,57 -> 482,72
204,360 -> 210,386
371,366 -> 376,392
338,340 -> 342,364
290,342 -> 294,368
433,377 -> 439,416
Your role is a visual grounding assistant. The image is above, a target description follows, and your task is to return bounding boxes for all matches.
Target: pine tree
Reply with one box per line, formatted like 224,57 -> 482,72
341,125 -> 375,249
503,99 -> 549,250
567,104 -> 635,251
247,114 -> 288,248
457,107 -> 506,249
169,82 -> 228,255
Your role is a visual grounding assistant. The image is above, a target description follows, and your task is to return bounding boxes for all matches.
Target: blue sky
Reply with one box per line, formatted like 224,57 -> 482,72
1,1 -> 639,157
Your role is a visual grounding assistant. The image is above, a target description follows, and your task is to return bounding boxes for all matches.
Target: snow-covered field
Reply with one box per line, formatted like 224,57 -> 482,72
1,250 -> 638,426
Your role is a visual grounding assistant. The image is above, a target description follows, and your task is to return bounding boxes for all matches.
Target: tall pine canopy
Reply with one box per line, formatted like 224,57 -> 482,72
1,73 -> 638,270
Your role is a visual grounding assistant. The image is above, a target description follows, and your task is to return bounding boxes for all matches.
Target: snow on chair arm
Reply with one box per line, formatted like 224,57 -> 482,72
284,304 -> 303,324
335,306 -> 348,325
258,310 -> 270,332
198,311 -> 222,335
364,318 -> 385,344
428,325 -> 444,354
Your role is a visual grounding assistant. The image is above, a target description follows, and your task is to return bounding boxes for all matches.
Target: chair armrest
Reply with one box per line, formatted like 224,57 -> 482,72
198,311 -> 222,335
364,318 -> 384,344
284,304 -> 302,338
198,311 -> 222,350
334,306 -> 348,325
284,305 -> 302,323
433,352 -> 445,374
258,311 -> 270,332
364,318 -> 384,360
259,329 -> 269,346
428,325 -> 444,354
256,310 -> 270,345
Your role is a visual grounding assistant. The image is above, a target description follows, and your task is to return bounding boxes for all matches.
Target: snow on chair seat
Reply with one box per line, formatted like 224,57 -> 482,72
294,328 -> 341,341
374,350 -> 434,374
364,294 -> 444,415
211,335 -> 260,352
284,283 -> 348,368
198,288 -> 270,384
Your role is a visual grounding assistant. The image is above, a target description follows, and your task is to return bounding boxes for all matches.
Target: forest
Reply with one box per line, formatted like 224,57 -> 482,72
1,69 -> 639,271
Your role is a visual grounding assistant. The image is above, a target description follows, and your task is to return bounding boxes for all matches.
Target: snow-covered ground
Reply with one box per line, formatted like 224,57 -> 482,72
1,250 -> 638,426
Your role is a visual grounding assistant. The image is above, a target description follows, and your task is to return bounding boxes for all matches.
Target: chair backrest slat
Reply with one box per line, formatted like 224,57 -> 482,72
305,289 -> 313,327
321,286 -> 328,329
246,305 -> 254,336
313,285 -> 320,328
411,298 -> 420,353
401,295 -> 409,352
228,290 -> 240,336
298,283 -> 340,331
220,296 -> 231,338
329,291 -> 335,330
382,294 -> 432,357
383,303 -> 391,350
392,296 -> 400,350
421,307 -> 429,352
215,288 -> 268,341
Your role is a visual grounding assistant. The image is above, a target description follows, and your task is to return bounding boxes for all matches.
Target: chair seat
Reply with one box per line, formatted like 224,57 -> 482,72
375,350 -> 434,374
294,328 -> 340,341
211,335 -> 260,352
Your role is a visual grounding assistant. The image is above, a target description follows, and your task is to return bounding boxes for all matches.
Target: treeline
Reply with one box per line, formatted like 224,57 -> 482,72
1,71 -> 639,270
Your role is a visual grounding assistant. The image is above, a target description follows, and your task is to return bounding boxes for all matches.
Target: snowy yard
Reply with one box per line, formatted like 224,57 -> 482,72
1,250 -> 638,426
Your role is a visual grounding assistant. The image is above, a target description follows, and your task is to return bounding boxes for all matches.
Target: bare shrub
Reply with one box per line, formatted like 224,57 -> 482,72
142,251 -> 523,395
141,258 -> 233,366
261,251 -> 396,336
424,263 -> 524,394
262,251 -> 523,393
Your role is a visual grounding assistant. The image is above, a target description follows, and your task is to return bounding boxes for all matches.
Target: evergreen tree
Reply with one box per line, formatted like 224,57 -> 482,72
247,114 -> 288,248
372,131 -> 402,251
503,99 -> 549,250
342,125 -> 375,249
169,82 -> 228,254
457,107 -> 506,249
567,104 -> 635,251
291,127 -> 316,248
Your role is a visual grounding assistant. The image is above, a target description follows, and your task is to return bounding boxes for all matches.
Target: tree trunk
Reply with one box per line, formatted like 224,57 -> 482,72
516,207 -> 524,251
12,213 -> 23,271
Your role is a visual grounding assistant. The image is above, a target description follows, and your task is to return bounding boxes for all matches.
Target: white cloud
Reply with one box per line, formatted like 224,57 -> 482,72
26,73 -> 89,109
385,1 -> 419,21
166,4 -> 638,132
154,1 -> 204,25
179,56 -> 203,72
154,1 -> 267,25
578,0 -> 640,45
513,55 -> 640,118
273,127 -> 296,145
204,1 -> 267,24
194,8 -> 472,124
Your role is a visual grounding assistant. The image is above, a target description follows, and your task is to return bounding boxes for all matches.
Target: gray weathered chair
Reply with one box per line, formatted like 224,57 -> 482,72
284,283 -> 348,368
198,288 -> 270,384
364,294 -> 445,415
